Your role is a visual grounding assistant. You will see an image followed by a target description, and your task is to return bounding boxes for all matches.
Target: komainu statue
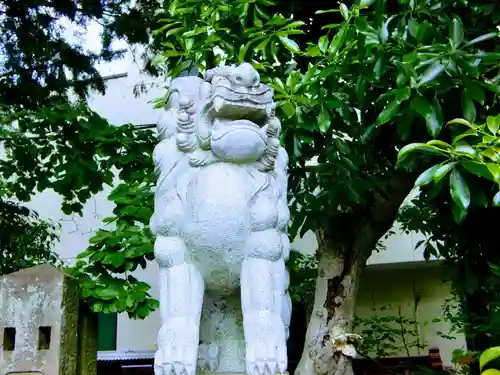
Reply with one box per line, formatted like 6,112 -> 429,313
151,63 -> 291,375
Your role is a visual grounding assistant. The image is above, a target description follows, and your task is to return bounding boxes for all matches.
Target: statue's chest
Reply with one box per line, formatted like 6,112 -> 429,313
182,164 -> 264,251
185,163 -> 254,214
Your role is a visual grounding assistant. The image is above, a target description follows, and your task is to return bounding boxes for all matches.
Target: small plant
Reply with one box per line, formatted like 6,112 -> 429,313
450,348 -> 478,375
354,305 -> 427,358
287,251 -> 318,310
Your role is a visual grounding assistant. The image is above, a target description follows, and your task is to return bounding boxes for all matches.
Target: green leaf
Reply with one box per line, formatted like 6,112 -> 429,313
95,287 -> 121,300
279,36 -> 300,53
493,191 -> 500,207
433,162 -> 458,183
450,17 -> 464,47
282,21 -> 306,30
414,164 -> 440,187
318,107 -> 331,133
315,9 -> 338,14
318,35 -> 329,53
455,144 -> 476,156
280,102 -> 296,118
412,95 -> 444,138
480,347 -> 500,371
88,229 -> 112,244
104,252 -> 125,267
373,54 -> 384,81
428,97 -> 444,138
461,161 -> 493,180
359,0 -> 376,8
328,23 -> 348,54
393,87 -> 411,102
461,90 -> 476,122
91,301 -> 104,313
465,32 -> 498,47
427,140 -> 452,150
408,19 -> 419,38
464,80 -> 485,105
417,62 -> 444,87
487,163 -> 500,182
449,169 -> 470,211
376,101 -> 400,126
411,95 -> 432,118
487,115 -> 500,135
397,143 -> 442,166
340,3 -> 349,20
447,118 -> 475,129
451,200 -> 468,224
238,43 -> 250,62
255,38 -> 269,52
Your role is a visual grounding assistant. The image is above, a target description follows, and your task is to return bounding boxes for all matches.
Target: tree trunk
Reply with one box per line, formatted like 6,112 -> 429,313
295,247 -> 365,375
294,171 -> 416,375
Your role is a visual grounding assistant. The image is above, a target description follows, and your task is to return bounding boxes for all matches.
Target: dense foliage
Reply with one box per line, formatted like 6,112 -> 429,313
0,198 -> 60,275
0,0 -> 159,309
397,116 -> 500,372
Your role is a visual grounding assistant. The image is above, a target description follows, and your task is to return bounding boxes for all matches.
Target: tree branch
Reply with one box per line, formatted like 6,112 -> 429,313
369,170 -> 417,229
352,170 -> 418,260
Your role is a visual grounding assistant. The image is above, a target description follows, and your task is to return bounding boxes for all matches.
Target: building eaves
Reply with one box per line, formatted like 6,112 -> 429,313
97,350 -> 155,362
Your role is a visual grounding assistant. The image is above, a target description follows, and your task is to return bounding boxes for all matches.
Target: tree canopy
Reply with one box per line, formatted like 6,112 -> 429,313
397,114 -> 500,366
0,0 -> 158,301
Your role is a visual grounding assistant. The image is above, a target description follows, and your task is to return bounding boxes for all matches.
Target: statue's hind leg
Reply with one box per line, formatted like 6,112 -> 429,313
241,228 -> 288,375
154,236 -> 204,375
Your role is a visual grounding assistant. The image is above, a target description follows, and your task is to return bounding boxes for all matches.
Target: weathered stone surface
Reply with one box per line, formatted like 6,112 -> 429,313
151,63 -> 291,375
0,264 -> 97,375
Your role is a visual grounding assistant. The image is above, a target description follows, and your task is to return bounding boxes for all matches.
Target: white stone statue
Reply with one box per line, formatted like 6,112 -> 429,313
150,63 -> 291,375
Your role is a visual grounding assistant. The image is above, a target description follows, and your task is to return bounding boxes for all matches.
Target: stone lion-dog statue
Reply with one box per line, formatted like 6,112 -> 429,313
151,62 -> 291,375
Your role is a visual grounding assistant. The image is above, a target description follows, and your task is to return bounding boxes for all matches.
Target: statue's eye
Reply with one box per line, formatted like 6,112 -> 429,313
235,75 -> 243,82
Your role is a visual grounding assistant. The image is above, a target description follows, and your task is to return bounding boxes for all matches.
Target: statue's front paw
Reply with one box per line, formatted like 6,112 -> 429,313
244,311 -> 287,375
155,347 -> 197,375
154,322 -> 198,375
154,346 -> 197,375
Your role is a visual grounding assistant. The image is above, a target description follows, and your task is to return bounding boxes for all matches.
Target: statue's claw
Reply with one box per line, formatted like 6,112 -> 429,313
154,321 -> 199,375
245,312 -> 287,375
188,150 -> 219,167
155,348 -> 197,375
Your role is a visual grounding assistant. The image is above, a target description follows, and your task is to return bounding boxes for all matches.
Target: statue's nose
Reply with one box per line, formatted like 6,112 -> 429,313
230,63 -> 260,87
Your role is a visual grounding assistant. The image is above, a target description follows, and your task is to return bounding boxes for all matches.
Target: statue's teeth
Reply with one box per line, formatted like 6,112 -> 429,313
214,97 -> 224,112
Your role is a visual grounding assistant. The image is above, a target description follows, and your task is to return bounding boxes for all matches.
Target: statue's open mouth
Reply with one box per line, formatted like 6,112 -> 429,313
207,82 -> 275,127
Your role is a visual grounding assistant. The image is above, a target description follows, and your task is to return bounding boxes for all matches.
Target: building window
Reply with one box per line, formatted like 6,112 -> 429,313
97,312 -> 117,351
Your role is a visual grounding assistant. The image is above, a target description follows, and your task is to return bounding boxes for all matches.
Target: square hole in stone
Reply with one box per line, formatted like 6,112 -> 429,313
3,327 -> 15,351
37,326 -> 51,350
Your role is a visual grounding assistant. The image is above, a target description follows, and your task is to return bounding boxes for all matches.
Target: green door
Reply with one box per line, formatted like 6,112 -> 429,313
97,312 -> 117,351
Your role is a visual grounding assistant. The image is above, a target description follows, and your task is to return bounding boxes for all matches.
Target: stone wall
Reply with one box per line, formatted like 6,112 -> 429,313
0,264 -> 97,375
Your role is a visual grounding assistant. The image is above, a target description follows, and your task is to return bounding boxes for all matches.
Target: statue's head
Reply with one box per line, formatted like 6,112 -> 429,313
163,63 -> 280,169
